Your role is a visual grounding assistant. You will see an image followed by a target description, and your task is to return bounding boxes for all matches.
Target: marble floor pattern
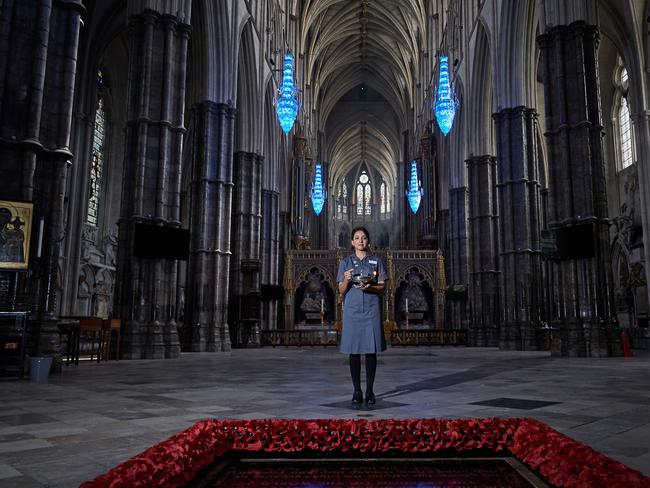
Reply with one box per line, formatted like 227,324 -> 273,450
0,347 -> 649,487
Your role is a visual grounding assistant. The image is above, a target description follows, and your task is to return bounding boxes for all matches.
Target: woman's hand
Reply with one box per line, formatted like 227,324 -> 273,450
339,268 -> 354,296
362,281 -> 385,294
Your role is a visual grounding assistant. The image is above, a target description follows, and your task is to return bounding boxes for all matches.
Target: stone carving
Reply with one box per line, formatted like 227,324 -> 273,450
630,262 -> 646,288
293,234 -> 310,250
400,271 -> 429,313
300,271 -> 327,314
104,225 -> 118,266
76,223 -> 117,318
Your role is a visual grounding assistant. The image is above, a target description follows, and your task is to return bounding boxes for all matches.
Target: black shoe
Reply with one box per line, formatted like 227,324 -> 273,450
365,392 -> 376,404
352,391 -> 363,404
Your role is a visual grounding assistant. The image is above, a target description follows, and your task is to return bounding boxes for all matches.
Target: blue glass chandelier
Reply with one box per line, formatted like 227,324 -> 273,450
433,55 -> 458,136
406,160 -> 423,214
310,163 -> 326,215
276,53 -> 299,134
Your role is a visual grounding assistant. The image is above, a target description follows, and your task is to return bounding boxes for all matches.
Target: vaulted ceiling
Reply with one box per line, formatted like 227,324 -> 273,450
301,0 -> 430,192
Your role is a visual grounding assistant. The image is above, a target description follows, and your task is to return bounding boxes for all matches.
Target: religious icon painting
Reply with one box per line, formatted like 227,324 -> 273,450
0,200 -> 34,270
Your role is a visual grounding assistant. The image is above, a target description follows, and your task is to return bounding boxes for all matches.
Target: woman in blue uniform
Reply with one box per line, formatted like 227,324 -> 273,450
337,227 -> 387,405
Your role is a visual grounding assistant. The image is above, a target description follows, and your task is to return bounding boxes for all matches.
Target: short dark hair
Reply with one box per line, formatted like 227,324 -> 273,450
351,226 -> 370,242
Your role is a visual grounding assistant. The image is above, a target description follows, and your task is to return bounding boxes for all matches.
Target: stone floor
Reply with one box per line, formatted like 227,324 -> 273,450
0,346 -> 649,487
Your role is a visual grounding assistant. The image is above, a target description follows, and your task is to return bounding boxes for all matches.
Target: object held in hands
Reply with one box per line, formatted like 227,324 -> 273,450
352,270 -> 378,288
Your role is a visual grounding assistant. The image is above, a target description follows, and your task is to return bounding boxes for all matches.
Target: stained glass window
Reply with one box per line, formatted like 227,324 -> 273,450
342,182 -> 348,214
380,182 -> 386,214
87,94 -> 106,225
386,186 -> 391,213
337,186 -> 342,214
615,64 -> 633,170
619,97 -> 632,169
364,184 -> 371,215
355,170 -> 372,215
356,184 -> 364,215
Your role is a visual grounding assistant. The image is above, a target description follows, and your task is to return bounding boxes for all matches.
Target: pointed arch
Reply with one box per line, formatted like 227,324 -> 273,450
469,20 -> 493,155
235,21 -> 259,152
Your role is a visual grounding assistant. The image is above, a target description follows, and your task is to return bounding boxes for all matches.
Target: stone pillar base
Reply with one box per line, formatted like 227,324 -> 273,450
469,327 -> 499,347
189,324 -> 208,352
221,324 -> 231,352
120,320 -> 144,359
164,322 -> 181,358
143,322 -> 165,359
500,322 -> 542,351
551,321 -> 621,357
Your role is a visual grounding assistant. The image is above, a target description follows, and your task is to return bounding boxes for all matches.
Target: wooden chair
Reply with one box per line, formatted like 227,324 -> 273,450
59,316 -> 104,365
102,319 -> 121,360
79,317 -> 104,363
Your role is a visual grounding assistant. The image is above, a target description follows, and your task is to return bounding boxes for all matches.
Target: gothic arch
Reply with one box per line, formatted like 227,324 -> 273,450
495,0 -> 539,109
295,265 -> 336,292
262,80 -> 280,192
190,0 -> 236,104
394,265 -> 437,293
447,78 -> 466,190
469,21 -> 494,156
235,21 -> 261,153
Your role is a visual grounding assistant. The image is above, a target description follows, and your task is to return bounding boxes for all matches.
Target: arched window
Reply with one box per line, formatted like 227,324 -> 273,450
337,186 -> 342,215
380,182 -> 386,214
356,184 -> 364,215
342,181 -> 348,214
386,185 -> 391,213
86,70 -> 107,225
619,96 -> 632,168
356,171 -> 372,215
614,61 -> 633,170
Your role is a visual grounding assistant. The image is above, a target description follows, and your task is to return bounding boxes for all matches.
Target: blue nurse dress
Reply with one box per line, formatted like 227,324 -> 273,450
337,254 -> 387,354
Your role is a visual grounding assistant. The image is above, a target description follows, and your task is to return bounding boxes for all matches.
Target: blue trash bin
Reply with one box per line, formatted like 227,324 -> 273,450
30,356 -> 53,382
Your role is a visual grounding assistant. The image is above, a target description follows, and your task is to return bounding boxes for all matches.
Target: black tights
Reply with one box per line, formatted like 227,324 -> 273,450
349,353 -> 377,393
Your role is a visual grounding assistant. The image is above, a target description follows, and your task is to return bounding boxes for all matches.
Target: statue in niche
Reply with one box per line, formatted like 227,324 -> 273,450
399,271 -> 429,314
75,268 -> 92,315
104,225 -> 118,267
300,272 -> 327,316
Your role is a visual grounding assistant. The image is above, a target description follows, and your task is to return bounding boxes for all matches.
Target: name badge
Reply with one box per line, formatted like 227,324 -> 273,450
369,260 -> 377,265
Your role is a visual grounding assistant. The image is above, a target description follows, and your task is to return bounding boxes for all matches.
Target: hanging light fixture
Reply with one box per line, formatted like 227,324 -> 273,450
406,160 -> 423,214
433,55 -> 458,136
276,53 -> 299,134
310,163 -> 326,215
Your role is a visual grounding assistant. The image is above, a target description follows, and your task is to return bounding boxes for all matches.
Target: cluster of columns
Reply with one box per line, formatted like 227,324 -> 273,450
493,107 -> 544,351
0,0 -> 284,358
538,21 -> 615,356
114,8 -> 190,359
445,19 -> 616,355
0,0 -> 84,353
184,102 -> 236,352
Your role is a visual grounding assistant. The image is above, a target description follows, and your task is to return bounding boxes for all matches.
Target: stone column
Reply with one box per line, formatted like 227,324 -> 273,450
466,155 -> 500,346
630,111 -> 650,321
228,150 -> 262,327
493,107 -> 544,350
537,21 -> 616,356
396,160 -> 407,248
290,137 -> 308,247
447,186 -> 470,329
0,0 -> 83,356
420,132 -> 436,248
184,102 -> 235,352
261,189 -> 280,329
115,8 -> 190,359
